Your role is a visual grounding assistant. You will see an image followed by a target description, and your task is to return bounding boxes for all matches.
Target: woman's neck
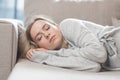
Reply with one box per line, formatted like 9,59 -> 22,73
61,39 -> 68,48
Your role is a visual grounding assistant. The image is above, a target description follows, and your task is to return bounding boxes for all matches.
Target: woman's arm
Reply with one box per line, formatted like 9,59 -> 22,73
26,48 -> 101,72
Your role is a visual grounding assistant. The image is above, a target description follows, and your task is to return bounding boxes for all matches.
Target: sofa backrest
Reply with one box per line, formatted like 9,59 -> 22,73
24,0 -> 120,26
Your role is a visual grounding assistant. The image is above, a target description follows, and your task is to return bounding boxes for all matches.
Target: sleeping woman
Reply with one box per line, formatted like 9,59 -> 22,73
24,15 -> 120,72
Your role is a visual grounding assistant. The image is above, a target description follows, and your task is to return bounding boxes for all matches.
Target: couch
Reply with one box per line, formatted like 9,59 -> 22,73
0,19 -> 22,80
0,0 -> 120,80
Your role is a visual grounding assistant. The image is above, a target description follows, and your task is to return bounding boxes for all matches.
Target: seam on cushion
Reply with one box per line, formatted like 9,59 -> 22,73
11,24 -> 18,70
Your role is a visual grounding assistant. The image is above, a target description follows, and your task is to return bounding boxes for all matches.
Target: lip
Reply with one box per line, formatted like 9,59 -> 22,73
50,35 -> 56,43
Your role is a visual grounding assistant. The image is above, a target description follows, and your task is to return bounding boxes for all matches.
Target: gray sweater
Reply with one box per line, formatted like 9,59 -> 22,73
31,18 -> 108,72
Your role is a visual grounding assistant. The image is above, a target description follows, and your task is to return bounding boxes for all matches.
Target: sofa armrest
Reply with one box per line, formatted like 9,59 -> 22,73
0,19 -> 19,80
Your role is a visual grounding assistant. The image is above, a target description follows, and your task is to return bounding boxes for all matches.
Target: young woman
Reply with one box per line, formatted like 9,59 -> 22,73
25,15 -> 120,72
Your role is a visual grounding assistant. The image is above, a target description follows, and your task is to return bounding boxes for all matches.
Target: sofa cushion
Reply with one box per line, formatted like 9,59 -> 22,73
25,0 -> 120,26
8,59 -> 120,80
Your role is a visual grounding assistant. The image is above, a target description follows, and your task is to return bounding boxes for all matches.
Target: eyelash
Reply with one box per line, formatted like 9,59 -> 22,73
37,35 -> 42,41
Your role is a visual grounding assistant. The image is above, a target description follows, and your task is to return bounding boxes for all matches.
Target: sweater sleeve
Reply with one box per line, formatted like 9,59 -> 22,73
31,50 -> 101,72
59,18 -> 107,63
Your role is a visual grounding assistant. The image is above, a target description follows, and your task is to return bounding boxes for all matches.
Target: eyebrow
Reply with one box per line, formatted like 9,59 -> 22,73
42,24 -> 47,30
34,24 -> 46,41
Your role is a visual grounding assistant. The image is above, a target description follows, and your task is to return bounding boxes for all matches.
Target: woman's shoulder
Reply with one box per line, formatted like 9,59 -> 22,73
59,18 -> 76,31
59,18 -> 80,41
60,18 -> 82,25
59,18 -> 83,30
59,18 -> 86,41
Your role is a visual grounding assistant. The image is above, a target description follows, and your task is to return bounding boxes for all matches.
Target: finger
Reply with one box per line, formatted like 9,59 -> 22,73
35,49 -> 40,51
32,49 -> 38,54
35,48 -> 41,51
26,54 -> 31,60
26,52 -> 33,60
27,49 -> 33,54
35,48 -> 46,51
29,48 -> 36,52
29,52 -> 33,57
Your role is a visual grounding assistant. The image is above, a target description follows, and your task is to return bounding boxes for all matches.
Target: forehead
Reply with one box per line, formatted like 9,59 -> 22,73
32,20 -> 52,28
33,20 -> 45,27
31,20 -> 45,32
30,20 -> 44,40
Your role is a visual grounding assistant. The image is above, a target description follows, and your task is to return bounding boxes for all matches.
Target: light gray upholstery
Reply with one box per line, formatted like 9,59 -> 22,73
25,0 -> 120,26
8,59 -> 120,80
0,20 -> 18,80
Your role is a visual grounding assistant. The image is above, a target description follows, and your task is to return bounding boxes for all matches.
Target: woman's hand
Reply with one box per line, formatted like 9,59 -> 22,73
26,48 -> 47,60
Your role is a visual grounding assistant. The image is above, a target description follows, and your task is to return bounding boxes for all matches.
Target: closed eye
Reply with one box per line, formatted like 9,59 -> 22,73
36,34 -> 42,41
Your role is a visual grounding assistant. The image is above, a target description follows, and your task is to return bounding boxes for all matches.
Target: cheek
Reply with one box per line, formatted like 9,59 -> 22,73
52,28 -> 61,35
37,39 -> 49,48
55,30 -> 63,43
56,30 -> 62,38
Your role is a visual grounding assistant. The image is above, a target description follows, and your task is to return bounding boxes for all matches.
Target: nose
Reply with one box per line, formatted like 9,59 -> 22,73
44,32 -> 50,39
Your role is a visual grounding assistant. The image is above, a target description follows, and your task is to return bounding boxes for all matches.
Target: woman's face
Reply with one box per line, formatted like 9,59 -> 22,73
30,20 -> 63,50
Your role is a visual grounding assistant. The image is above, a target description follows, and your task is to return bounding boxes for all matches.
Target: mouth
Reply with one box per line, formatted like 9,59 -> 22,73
50,35 -> 56,43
